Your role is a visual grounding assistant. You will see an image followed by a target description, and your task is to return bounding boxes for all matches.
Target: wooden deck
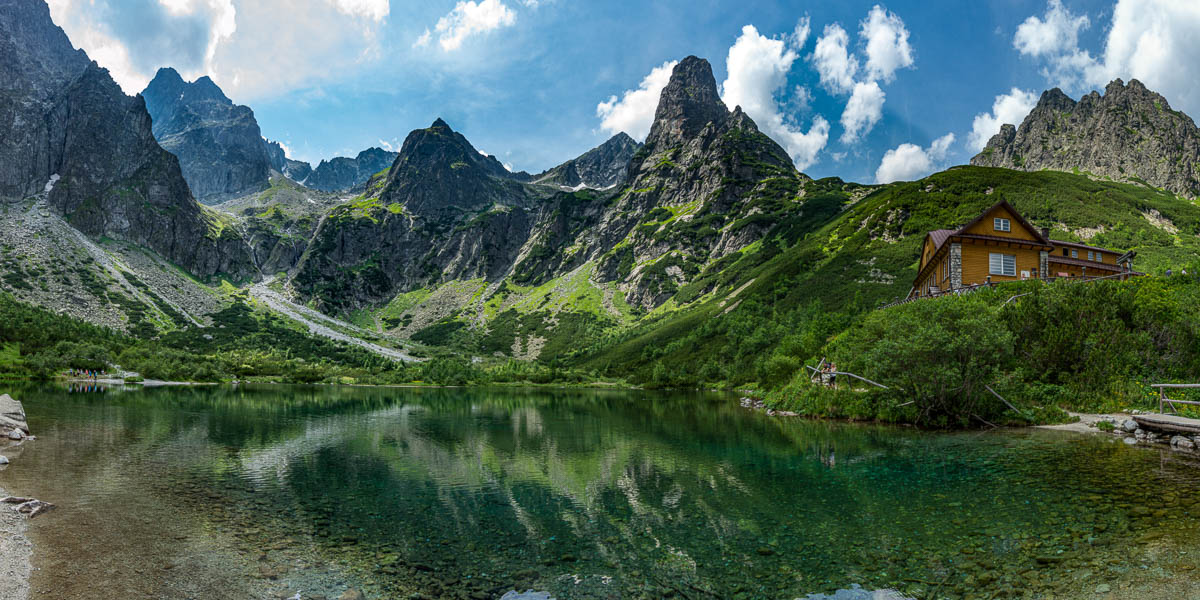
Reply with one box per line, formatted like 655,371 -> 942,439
1132,413 -> 1200,434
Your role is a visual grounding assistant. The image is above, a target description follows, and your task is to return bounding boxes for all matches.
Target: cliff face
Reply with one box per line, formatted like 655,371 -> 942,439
532,133 -> 640,189
971,79 -> 1200,198
264,140 -> 313,182
304,147 -> 399,192
0,0 -> 256,281
587,56 -> 809,308
290,118 -> 550,309
142,68 -> 274,203
289,57 -> 810,314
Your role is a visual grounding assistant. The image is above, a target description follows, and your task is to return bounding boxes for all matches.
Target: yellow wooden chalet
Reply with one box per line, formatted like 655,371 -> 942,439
910,200 -> 1137,299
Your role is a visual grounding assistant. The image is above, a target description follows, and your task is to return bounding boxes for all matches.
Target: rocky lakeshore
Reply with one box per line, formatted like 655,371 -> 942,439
0,483 -> 32,600
0,393 -> 35,600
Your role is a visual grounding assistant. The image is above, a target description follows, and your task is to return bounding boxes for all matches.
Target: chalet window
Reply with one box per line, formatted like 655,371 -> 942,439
1062,248 -> 1069,257
1087,251 -> 1094,261
989,253 -> 1016,276
994,218 -> 1011,232
1071,249 -> 1078,258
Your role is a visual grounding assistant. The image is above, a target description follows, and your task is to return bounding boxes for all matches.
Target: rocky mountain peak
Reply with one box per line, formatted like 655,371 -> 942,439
303,145 -> 399,192
189,75 -> 230,104
531,132 -> 641,189
645,56 -> 729,150
972,78 -> 1200,197
1035,87 -> 1075,112
0,0 -> 256,279
264,139 -> 313,182
377,119 -> 524,216
142,70 -> 272,202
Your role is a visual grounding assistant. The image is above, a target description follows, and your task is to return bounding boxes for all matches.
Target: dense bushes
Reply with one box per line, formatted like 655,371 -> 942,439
828,294 -> 1014,427
0,292 -> 605,387
765,277 -> 1200,427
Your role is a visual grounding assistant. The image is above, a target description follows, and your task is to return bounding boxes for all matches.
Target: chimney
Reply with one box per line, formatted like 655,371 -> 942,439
1040,227 -> 1051,239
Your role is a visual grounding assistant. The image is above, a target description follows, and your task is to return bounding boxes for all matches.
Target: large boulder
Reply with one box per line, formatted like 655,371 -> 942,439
0,394 -> 29,436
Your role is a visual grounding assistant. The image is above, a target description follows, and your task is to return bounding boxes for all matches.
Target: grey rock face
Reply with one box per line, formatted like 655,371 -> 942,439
532,133 -> 640,189
291,118 -> 552,310
591,56 -> 807,308
971,79 -> 1200,198
142,68 -> 273,203
304,147 -> 398,192
290,58 -> 809,315
264,139 -> 313,182
0,0 -> 256,281
0,394 -> 29,436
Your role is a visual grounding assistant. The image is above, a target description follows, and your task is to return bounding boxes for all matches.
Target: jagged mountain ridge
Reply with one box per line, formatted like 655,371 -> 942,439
971,79 -> 1200,198
304,147 -> 399,192
264,140 -> 314,182
289,117 -> 560,308
531,133 -> 640,189
142,68 -> 274,203
286,56 -> 817,357
0,0 -> 256,281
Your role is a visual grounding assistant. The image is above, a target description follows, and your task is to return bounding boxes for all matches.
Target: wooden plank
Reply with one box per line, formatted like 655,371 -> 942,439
830,371 -> 889,390
1132,414 -> 1200,434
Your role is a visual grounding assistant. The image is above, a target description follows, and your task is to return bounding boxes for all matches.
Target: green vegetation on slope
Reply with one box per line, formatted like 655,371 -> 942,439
765,275 -> 1200,427
0,292 -> 602,386
571,166 -> 1200,389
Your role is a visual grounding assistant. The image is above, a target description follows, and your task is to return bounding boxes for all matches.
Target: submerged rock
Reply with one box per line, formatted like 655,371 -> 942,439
2,496 -> 55,519
0,455 -> 8,465
499,591 -> 554,600
0,394 -> 30,437
801,585 -> 913,599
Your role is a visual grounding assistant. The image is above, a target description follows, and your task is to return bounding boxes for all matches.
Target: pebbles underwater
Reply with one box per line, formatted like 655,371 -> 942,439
7,384 -> 1200,599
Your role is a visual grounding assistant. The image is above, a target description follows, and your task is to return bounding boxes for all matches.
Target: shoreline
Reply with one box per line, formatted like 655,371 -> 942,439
51,377 -> 643,391
0,484 -> 32,600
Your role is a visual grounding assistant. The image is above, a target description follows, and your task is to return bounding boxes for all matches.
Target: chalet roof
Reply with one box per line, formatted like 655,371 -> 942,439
929,229 -> 955,250
1047,255 -> 1124,272
1049,239 -> 1119,254
958,199 -> 1053,246
955,233 -> 1054,248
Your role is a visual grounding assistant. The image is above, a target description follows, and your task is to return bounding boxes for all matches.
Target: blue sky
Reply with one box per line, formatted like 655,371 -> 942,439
45,0 -> 1200,183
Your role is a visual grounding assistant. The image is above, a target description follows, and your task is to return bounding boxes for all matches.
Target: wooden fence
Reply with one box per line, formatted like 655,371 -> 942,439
1152,383 -> 1200,414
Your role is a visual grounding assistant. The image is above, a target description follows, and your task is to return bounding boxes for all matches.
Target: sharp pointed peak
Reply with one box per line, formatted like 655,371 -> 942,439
430,117 -> 451,129
152,66 -> 183,81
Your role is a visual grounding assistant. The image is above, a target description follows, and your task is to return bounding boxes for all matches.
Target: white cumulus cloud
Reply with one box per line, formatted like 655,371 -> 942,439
811,23 -> 858,94
968,88 -> 1038,151
875,133 -> 955,183
860,4 -> 914,83
809,6 -> 916,147
1014,0 -> 1089,58
428,0 -> 516,52
328,0 -> 389,22
721,24 -> 830,169
45,0 -> 391,101
788,16 -> 811,50
839,80 -> 885,144
596,60 -> 678,141
1014,0 -> 1200,117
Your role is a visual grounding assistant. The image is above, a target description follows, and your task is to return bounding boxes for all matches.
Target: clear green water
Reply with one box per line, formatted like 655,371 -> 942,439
2,384 -> 1200,600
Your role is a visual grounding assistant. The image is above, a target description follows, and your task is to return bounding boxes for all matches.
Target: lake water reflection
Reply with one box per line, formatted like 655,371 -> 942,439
2,384 -> 1199,599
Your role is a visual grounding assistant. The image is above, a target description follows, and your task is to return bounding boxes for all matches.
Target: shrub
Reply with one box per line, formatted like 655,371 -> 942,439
829,294 -> 1014,427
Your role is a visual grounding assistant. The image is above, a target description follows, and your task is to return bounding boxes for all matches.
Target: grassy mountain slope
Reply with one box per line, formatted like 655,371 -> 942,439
570,166 -> 1200,387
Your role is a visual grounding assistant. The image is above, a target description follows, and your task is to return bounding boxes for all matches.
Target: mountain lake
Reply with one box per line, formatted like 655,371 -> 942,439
1,384 -> 1199,599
